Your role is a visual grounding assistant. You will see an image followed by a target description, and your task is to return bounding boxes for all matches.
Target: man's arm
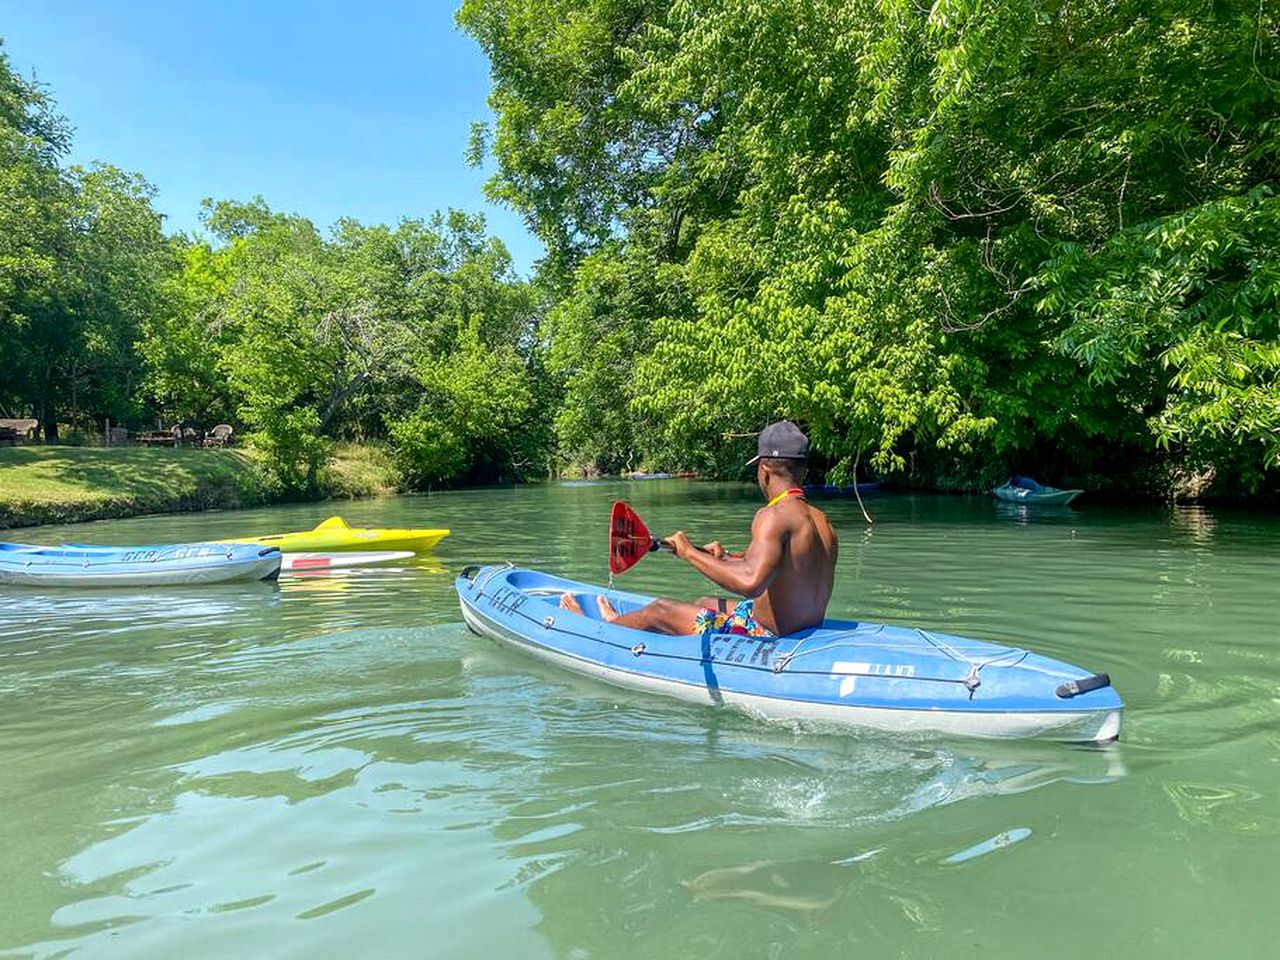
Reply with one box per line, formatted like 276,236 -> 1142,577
701,541 -> 744,560
667,510 -> 786,598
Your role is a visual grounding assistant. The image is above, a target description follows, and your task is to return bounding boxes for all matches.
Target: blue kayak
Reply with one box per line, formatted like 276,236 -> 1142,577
993,476 -> 1083,506
0,541 -> 282,587
455,565 -> 1123,742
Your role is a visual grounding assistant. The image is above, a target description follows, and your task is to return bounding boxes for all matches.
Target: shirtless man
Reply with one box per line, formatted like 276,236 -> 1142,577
562,421 -> 838,637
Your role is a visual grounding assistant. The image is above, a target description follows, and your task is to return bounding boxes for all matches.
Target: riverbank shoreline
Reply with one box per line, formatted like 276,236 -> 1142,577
7,447 -> 1275,532
0,444 -> 404,530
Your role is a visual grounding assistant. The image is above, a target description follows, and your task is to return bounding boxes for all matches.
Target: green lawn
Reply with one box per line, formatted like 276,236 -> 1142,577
0,443 -> 403,528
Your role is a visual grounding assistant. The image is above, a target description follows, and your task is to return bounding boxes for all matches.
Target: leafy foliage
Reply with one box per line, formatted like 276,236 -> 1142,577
462,0 -> 1280,492
6,3 -> 1279,502
147,202 -> 546,492
0,41 -> 173,440
1,35 -> 547,495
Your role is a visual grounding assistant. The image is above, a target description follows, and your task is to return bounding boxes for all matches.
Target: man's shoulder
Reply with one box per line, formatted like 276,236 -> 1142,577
753,499 -> 810,528
752,503 -> 787,526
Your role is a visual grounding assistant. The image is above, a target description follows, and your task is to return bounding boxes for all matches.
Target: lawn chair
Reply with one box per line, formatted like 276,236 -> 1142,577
203,424 -> 234,448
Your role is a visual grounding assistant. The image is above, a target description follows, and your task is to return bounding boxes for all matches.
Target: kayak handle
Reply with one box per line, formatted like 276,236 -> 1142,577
1056,673 -> 1111,699
460,564 -> 482,582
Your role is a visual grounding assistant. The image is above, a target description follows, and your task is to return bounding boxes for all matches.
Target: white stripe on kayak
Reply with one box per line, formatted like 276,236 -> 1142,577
281,550 -> 415,572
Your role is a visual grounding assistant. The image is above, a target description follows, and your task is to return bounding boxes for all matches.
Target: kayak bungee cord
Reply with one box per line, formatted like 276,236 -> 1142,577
770,631 -> 1028,697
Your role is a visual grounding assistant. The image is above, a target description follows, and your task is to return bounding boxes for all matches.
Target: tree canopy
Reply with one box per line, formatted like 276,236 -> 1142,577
4,5 -> 1278,500
1,41 -> 546,492
461,0 -> 1280,492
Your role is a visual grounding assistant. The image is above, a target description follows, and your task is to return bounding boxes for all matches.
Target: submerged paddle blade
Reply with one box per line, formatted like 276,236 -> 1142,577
609,500 -> 656,575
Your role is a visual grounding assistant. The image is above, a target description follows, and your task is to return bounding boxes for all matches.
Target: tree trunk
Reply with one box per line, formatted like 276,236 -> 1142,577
38,360 -> 59,443
38,397 -> 59,443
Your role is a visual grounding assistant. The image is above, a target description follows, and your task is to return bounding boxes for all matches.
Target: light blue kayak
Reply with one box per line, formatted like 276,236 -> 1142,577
993,476 -> 1083,506
455,565 -> 1123,742
0,541 -> 282,587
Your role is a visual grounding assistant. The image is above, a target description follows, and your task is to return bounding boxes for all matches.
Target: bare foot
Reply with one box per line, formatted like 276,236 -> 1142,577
560,592 -> 585,615
596,595 -> 620,622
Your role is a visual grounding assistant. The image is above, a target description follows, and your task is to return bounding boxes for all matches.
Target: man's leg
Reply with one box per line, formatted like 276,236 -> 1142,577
602,596 -> 705,635
559,592 -> 706,635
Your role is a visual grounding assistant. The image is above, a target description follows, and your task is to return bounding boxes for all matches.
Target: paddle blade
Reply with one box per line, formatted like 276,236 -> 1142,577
609,500 -> 654,575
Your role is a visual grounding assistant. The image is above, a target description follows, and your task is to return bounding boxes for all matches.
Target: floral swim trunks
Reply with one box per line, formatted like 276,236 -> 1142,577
694,598 -> 775,638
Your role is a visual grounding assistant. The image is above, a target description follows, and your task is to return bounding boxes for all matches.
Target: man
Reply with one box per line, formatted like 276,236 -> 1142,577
561,421 -> 838,637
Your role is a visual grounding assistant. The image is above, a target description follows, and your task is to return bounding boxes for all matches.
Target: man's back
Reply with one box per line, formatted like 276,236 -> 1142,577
754,498 -> 838,635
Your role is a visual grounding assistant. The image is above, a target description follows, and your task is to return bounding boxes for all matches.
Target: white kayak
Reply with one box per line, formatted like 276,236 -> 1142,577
0,541 -> 281,587
281,550 -> 414,572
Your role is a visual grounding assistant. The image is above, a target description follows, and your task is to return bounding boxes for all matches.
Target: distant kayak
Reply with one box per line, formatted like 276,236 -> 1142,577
0,541 -> 281,587
281,550 -> 414,572
222,516 -> 450,554
624,471 -> 697,480
456,565 -> 1123,742
993,477 -> 1083,506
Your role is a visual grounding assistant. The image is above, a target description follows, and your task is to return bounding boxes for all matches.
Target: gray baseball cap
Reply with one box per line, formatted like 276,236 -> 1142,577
746,421 -> 810,465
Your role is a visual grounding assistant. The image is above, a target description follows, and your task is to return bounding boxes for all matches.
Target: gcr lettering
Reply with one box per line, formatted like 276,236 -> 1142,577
710,635 -> 777,667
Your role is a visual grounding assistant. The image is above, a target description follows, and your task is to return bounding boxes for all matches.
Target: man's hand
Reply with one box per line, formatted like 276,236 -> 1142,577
665,530 -> 696,560
702,540 -> 726,559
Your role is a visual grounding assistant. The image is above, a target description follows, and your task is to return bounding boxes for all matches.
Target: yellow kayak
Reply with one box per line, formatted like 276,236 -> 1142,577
223,516 -> 450,554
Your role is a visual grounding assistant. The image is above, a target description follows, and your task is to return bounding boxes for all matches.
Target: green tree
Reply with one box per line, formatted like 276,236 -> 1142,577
0,42 -> 72,431
1,45 -> 172,440
379,213 -> 549,483
146,200 -> 548,493
60,164 -> 174,432
463,0 -> 1280,493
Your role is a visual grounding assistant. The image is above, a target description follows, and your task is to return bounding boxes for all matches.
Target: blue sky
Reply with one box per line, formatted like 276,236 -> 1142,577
0,0 -> 543,274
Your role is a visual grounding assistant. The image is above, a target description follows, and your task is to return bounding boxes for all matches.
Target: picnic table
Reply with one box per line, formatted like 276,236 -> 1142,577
137,431 -> 178,447
0,418 -> 39,444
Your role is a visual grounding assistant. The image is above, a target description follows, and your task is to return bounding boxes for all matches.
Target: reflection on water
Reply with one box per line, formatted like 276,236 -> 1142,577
687,860 -> 842,915
991,501 -> 1078,527
1169,504 -> 1218,545
941,826 -> 1033,864
1163,781 -> 1280,835
2,488 -> 1279,957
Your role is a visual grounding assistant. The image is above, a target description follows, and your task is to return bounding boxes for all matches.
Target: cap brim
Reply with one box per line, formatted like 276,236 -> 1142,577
748,454 -> 810,465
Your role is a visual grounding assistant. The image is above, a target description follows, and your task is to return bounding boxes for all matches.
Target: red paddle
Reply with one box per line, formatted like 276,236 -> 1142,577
609,501 -> 673,575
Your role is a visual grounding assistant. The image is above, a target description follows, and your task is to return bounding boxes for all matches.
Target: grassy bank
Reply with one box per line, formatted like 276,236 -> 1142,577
0,443 -> 405,529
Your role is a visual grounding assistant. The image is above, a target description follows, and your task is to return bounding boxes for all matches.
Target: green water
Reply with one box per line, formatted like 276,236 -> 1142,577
1,483 -> 1277,958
